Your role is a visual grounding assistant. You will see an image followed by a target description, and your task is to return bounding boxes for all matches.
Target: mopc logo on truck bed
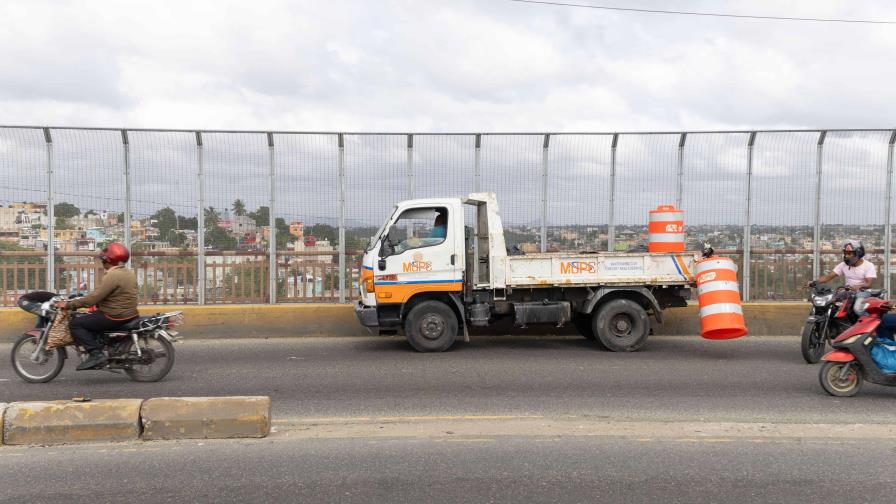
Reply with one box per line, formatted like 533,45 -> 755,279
403,252 -> 432,272
560,261 -> 596,274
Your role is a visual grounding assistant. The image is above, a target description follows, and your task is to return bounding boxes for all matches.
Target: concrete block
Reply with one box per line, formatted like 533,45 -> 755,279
141,396 -> 271,440
0,403 -> 6,445
2,399 -> 143,445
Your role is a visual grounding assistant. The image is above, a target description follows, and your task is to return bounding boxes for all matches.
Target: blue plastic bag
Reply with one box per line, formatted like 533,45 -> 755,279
871,339 -> 896,374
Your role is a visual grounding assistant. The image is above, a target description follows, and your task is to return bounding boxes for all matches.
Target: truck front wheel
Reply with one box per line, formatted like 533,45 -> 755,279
405,301 -> 458,352
592,299 -> 650,352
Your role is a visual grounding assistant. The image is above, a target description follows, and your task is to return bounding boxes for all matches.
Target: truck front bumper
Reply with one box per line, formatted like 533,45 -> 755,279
355,301 -> 379,328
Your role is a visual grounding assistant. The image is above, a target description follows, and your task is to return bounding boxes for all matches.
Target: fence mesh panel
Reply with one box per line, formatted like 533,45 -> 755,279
203,132 -> 270,303
1,127 -> 894,305
819,131 -> 890,285
479,135 -> 542,251
129,131 -> 199,304
547,134 -> 613,252
0,128 -> 47,303
274,133 -> 340,301
50,129 -> 126,296
749,132 -> 819,299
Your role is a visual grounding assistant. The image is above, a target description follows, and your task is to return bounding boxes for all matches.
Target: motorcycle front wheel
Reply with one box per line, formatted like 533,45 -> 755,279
124,335 -> 175,382
819,361 -> 863,397
11,333 -> 65,383
800,321 -> 827,364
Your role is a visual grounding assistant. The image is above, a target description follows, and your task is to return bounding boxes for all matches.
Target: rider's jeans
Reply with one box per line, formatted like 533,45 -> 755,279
877,313 -> 896,342
69,312 -> 134,353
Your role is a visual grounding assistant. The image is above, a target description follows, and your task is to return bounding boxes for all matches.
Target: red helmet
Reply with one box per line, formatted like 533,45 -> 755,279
99,243 -> 130,265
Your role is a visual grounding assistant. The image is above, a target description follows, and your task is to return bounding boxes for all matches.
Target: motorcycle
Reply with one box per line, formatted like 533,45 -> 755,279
818,295 -> 896,397
800,283 -> 884,363
10,292 -> 183,383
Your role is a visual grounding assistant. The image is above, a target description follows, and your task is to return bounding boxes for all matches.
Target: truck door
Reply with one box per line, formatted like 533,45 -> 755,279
375,206 -> 462,304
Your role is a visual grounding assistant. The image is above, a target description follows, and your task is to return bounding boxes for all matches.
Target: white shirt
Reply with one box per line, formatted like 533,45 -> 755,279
832,260 -> 877,288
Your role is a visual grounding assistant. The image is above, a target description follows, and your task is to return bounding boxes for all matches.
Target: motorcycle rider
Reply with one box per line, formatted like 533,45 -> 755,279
806,240 -> 876,291
56,243 -> 139,370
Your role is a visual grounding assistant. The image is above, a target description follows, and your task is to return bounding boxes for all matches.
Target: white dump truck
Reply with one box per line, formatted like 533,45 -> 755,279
355,192 -> 698,352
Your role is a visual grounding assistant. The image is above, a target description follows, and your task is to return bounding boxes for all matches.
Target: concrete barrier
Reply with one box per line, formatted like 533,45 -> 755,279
141,396 -> 271,440
1,302 -> 809,341
2,399 -> 143,445
0,403 -> 6,445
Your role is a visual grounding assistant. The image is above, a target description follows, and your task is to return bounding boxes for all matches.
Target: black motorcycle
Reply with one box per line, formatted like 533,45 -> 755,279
10,292 -> 183,383
800,283 -> 885,364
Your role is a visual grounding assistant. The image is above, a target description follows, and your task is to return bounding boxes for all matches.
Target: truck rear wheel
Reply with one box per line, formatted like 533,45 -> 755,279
592,299 -> 650,352
405,301 -> 458,352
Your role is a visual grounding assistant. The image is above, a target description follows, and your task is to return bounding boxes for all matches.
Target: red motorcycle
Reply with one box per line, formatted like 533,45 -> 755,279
819,295 -> 896,397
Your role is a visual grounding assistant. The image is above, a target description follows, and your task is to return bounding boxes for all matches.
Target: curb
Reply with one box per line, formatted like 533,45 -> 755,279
141,396 -> 271,440
0,396 -> 272,446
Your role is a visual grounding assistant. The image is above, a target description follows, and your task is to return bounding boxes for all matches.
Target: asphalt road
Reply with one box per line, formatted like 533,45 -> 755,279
3,432 -> 896,504
2,335 -> 895,423
3,335 -> 896,503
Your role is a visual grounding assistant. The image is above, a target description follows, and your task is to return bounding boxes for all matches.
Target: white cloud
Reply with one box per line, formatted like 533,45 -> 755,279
0,0 -> 894,132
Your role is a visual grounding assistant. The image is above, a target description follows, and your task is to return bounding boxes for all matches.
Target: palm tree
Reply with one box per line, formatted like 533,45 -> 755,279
204,207 -> 221,227
232,199 -> 246,217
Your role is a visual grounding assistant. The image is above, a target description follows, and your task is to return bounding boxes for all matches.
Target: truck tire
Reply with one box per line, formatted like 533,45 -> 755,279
592,298 -> 650,352
405,300 -> 458,352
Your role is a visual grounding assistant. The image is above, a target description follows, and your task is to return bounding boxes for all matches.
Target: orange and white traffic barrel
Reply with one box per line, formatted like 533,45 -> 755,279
695,256 -> 748,340
648,205 -> 685,252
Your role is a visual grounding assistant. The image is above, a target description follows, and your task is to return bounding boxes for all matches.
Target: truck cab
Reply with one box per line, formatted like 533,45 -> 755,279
356,193 -> 695,353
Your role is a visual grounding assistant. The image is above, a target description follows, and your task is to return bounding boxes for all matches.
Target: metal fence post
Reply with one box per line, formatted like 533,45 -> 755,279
268,132 -> 277,304
196,132 -> 206,305
121,130 -> 132,253
473,134 -> 481,284
608,133 -> 618,252
474,134 -> 482,193
541,134 -> 550,253
338,133 -> 346,303
743,132 -> 757,301
813,131 -> 826,279
44,128 -> 54,292
886,130 -> 896,296
407,134 -> 414,200
676,133 -> 687,209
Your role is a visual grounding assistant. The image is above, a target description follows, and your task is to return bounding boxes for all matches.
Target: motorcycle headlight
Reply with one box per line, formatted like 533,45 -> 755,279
813,294 -> 833,306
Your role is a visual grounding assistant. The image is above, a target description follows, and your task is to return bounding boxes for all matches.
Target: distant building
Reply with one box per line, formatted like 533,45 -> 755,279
289,221 -> 304,239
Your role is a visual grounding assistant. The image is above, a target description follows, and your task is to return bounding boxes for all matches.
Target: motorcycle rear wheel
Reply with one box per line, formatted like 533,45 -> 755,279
11,333 -> 65,383
800,321 -> 827,364
124,336 -> 175,382
819,361 -> 863,397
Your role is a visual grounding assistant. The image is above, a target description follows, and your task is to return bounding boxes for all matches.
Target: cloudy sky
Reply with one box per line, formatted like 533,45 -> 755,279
2,0 -> 895,132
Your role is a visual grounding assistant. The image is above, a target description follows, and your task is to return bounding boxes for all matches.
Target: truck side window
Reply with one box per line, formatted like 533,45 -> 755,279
391,207 -> 447,255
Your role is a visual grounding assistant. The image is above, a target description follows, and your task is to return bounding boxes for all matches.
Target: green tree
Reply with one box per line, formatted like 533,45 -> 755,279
204,207 -> 221,227
309,224 -> 337,243
151,207 -> 179,244
232,199 -> 247,217
248,206 -> 270,227
53,202 -> 80,219
54,216 -> 71,230
275,217 -> 291,249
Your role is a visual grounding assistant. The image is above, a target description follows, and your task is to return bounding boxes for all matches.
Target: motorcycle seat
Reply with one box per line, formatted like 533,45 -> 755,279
106,316 -> 154,333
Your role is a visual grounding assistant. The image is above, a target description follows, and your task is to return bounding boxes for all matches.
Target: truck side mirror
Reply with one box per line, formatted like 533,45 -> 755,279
378,258 -> 387,271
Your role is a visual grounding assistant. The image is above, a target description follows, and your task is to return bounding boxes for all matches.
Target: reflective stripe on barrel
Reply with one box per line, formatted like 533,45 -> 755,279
694,256 -> 747,340
648,205 -> 684,253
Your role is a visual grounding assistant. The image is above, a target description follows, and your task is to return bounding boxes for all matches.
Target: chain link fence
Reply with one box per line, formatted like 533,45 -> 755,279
1,127 -> 894,306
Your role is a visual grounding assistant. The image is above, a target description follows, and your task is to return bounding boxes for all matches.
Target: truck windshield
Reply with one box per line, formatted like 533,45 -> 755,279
365,206 -> 398,252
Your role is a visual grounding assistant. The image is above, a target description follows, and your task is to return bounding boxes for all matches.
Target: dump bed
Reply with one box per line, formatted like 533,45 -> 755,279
504,252 -> 697,288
